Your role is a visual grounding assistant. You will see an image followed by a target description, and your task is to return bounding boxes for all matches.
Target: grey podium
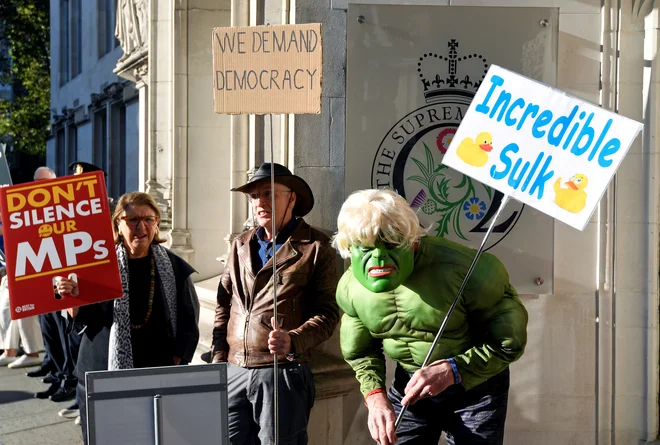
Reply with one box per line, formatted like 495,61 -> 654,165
86,363 -> 229,445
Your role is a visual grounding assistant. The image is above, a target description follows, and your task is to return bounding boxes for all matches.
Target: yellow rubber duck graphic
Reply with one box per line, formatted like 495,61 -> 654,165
456,132 -> 493,167
554,174 -> 588,213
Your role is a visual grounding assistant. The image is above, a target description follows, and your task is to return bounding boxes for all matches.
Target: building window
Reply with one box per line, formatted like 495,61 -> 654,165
93,108 -> 108,177
98,0 -> 118,58
59,0 -> 82,85
59,0 -> 70,86
109,103 -> 126,198
119,105 -> 127,195
124,101 -> 139,192
71,0 -> 82,78
67,125 -> 77,168
56,128 -> 66,176
0,34 -> 11,102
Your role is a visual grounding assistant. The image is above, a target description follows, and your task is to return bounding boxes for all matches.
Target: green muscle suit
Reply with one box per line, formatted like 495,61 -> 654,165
336,236 -> 528,396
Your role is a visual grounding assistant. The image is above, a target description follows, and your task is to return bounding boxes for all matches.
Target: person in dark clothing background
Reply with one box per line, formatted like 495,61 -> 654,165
20,167 -> 80,407
33,162 -> 111,421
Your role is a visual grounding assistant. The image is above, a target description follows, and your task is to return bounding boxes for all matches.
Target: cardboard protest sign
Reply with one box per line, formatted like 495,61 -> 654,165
212,23 -> 322,115
442,65 -> 643,231
0,172 -> 122,320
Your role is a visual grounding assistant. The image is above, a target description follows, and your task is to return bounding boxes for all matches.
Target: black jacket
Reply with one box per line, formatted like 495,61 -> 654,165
74,248 -> 199,379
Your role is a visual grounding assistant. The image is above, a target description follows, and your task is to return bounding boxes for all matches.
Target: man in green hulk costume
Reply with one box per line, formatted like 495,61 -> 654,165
332,189 -> 528,445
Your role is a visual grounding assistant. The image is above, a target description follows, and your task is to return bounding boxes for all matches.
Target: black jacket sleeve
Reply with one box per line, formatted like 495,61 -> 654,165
167,250 -> 199,364
175,276 -> 200,363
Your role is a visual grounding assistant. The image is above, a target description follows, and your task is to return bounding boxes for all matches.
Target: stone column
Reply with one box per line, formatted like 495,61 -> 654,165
113,0 -> 171,226
146,0 -> 172,236
598,1 -> 660,443
168,1 -> 193,262
224,0 -> 251,253
612,0 -> 659,442
134,65 -> 149,193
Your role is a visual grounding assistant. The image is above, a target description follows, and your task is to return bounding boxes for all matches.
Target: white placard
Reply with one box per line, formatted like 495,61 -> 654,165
442,65 -> 643,231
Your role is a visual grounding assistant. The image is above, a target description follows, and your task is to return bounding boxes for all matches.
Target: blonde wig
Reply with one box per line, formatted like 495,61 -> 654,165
332,189 -> 426,258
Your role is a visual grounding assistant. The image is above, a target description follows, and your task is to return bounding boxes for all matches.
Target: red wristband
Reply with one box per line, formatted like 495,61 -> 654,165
363,388 -> 386,406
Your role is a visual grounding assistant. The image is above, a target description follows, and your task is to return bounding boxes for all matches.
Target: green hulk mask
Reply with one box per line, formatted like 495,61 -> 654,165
350,241 -> 415,293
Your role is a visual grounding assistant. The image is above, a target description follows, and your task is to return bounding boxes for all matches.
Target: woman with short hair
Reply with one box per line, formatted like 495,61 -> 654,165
56,191 -> 200,444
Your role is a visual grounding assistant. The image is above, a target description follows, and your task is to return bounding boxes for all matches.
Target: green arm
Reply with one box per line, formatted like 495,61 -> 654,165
336,272 -> 386,397
453,255 -> 528,390
340,313 -> 387,397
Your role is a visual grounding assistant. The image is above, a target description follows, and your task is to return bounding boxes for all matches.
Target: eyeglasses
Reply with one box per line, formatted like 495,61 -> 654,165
246,189 -> 292,202
120,216 -> 159,227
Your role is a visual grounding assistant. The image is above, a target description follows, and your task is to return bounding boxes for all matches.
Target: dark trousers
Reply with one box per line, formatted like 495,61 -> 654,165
227,362 -> 315,445
39,312 -> 80,388
389,366 -> 510,445
37,314 -> 55,372
66,319 -> 81,385
78,381 -> 88,445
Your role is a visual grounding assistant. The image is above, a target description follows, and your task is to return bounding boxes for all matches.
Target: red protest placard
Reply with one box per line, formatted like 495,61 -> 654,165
0,172 -> 122,320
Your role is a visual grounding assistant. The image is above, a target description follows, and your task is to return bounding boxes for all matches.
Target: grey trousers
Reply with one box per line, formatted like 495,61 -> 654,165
227,362 -> 315,445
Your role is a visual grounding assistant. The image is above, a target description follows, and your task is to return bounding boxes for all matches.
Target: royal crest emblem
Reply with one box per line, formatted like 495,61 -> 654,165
371,40 -> 524,250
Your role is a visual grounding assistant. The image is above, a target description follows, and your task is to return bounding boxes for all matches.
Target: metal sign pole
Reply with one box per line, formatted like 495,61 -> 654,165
394,194 -> 511,431
153,394 -> 163,445
269,113 -> 279,445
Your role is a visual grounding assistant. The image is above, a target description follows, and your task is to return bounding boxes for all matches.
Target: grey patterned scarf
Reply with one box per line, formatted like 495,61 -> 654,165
109,243 -> 178,370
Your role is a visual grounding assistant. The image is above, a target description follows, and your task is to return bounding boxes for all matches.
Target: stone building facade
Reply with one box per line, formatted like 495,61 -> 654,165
47,0 -> 139,196
61,0 -> 660,443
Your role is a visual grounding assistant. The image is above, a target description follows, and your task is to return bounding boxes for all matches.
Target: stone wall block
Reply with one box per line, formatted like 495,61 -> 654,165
296,166 -> 344,231
330,97 -> 346,167
294,98 -> 331,167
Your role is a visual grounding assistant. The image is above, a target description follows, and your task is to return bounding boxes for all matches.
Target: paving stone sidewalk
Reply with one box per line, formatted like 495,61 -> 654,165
0,362 -> 83,445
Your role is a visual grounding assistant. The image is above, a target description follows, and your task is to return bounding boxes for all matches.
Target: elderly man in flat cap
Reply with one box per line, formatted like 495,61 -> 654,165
212,163 -> 339,445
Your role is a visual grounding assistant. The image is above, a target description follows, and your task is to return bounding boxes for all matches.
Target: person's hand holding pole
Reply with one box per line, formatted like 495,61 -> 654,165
268,317 -> 292,357
54,273 -> 79,317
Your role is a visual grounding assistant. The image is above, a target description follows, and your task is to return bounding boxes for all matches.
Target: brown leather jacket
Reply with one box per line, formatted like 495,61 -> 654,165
212,219 -> 339,367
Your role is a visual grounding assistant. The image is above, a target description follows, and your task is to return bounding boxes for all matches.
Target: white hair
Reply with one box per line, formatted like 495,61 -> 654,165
332,189 -> 426,259
33,166 -> 56,180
